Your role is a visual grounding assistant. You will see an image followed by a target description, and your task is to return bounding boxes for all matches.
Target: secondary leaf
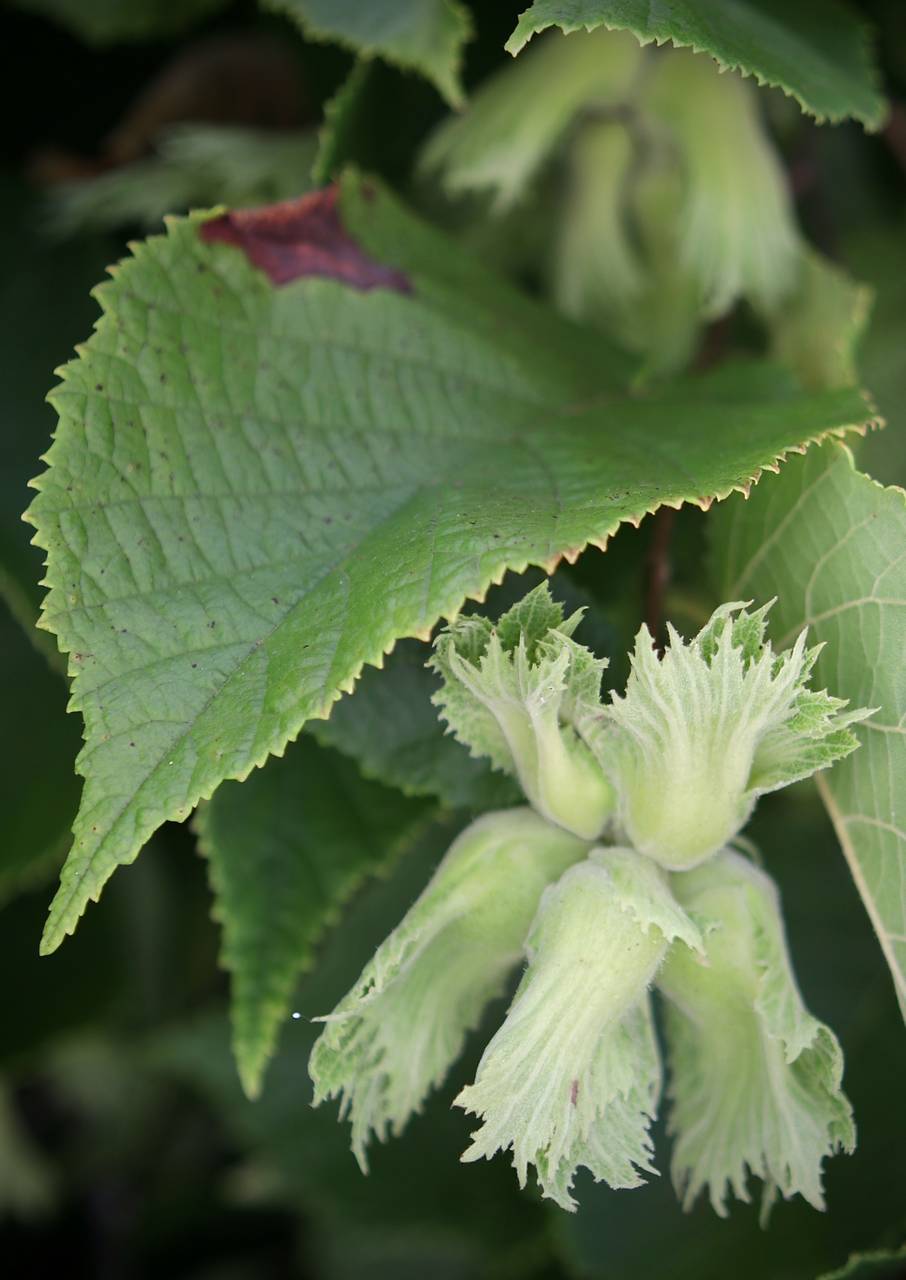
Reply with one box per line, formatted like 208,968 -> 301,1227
267,0 -> 472,107
196,737 -> 432,1097
713,443 -> 906,1019
155,820 -> 550,1265
506,0 -> 887,129
49,126 -> 318,236
27,175 -> 873,952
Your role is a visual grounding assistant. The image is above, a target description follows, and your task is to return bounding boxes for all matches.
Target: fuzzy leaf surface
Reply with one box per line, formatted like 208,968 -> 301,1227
507,0 -> 886,128
197,736 -> 432,1097
28,176 -> 872,951
267,0 -> 471,106
714,443 -> 906,1018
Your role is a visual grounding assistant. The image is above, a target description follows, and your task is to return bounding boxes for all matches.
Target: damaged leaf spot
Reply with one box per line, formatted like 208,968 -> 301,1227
200,186 -> 411,292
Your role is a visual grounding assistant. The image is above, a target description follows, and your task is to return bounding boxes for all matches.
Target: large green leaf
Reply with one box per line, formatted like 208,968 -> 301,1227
197,736 -> 432,1097
506,0 -> 887,129
50,126 -> 318,238
267,0 -> 471,107
713,444 -> 906,1019
27,175 -> 873,953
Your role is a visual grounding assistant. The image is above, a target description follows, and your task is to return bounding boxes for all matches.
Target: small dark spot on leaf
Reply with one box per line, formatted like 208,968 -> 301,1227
95,383 -> 103,392
271,596 -> 279,604
199,185 -> 411,292
570,1079 -> 579,1107
191,662 -> 198,668
208,620 -> 216,628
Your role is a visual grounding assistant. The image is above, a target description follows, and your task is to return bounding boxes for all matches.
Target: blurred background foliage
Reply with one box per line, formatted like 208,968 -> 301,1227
1,0 -> 905,1276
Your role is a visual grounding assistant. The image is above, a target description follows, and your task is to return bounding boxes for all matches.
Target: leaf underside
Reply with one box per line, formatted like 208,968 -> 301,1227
714,443 -> 906,1020
507,0 -> 887,129
27,174 -> 873,952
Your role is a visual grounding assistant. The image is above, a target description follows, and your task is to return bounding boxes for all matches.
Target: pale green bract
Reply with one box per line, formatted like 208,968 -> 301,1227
430,584 -> 614,839
553,120 -> 644,325
455,846 -> 702,1210
646,49 -> 799,319
599,602 -> 872,869
659,850 -> 855,1219
308,807 -> 588,1169
421,27 -> 643,212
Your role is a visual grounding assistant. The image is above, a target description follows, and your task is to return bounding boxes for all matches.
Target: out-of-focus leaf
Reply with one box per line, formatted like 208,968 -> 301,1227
506,0 -> 887,128
818,1246 -> 906,1280
10,0 -> 227,44
197,737 -> 433,1097
845,221 -> 906,487
0,1081 -> 55,1218
268,0 -> 472,107
0,605 -> 80,903
49,127 -> 318,236
313,62 -> 373,186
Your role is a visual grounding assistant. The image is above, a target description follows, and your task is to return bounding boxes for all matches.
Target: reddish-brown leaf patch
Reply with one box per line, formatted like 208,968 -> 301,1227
200,185 -> 411,291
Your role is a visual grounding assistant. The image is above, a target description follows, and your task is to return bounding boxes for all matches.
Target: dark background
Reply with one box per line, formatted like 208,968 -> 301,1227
1,1 -> 904,1276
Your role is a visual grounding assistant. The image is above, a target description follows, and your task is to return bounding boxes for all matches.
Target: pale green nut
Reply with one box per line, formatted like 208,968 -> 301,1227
430,584 -> 615,840
659,850 -> 855,1221
598,601 -> 871,869
455,846 -> 702,1210
308,808 -> 588,1170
